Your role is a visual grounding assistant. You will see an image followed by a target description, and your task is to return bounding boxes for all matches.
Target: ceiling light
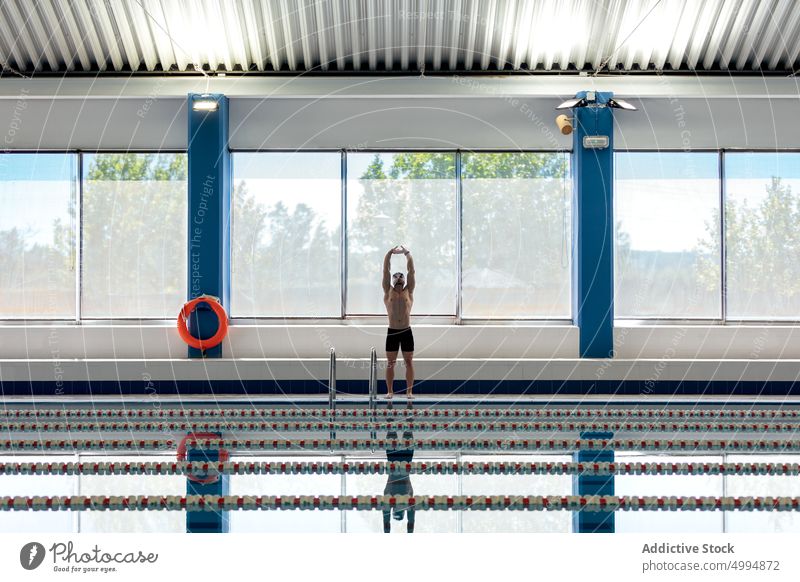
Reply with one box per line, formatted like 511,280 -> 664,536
556,98 -> 586,110
607,98 -> 638,111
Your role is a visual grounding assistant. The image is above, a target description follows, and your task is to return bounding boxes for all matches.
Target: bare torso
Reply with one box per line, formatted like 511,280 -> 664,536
384,289 -> 413,328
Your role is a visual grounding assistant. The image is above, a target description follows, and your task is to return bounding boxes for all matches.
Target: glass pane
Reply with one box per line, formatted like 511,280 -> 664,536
462,152 -> 571,318
726,454 -> 800,533
232,153 -> 341,317
725,153 -> 800,319
343,455 -> 458,533
82,153 -> 187,318
615,153 -> 721,318
229,456 -> 341,532
78,455 -> 185,533
615,453 -> 724,533
0,455 -> 78,533
461,454 -> 572,532
0,154 -> 76,318
347,153 -> 456,315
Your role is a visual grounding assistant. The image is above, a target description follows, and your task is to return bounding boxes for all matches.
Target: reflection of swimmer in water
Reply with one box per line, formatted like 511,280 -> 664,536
383,404 -> 415,533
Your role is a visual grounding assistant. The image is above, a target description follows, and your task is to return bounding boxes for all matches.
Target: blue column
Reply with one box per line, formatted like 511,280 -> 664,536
573,431 -> 615,533
186,434 -> 230,533
572,91 -> 614,358
187,93 -> 231,358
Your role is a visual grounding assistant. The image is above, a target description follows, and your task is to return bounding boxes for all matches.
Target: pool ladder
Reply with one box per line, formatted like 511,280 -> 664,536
327,346 -> 378,447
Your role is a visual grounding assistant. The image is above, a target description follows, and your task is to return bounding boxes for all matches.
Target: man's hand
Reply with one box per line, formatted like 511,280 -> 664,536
391,246 -> 405,255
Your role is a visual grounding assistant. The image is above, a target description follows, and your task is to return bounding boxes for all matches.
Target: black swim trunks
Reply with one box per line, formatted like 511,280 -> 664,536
386,327 -> 414,353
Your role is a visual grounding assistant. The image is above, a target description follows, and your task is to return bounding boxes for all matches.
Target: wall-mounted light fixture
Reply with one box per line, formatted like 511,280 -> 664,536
192,95 -> 218,111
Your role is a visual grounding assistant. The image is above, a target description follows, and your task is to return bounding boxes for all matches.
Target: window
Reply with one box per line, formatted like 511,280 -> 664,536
725,153 -> 800,319
0,153 -> 76,318
81,153 -> 187,318
615,152 -> 721,318
232,153 -> 341,317
347,152 -> 457,315
462,152 -> 571,318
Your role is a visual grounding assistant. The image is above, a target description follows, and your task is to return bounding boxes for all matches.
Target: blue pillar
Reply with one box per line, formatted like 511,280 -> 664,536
573,431 -> 615,533
186,434 -> 230,533
572,91 -> 614,358
187,94 -> 230,358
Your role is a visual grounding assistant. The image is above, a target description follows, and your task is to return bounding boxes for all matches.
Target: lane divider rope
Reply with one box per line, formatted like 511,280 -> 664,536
4,420 -> 800,433
2,460 -> 800,476
2,438 -> 800,452
2,495 -> 799,512
3,408 -> 800,420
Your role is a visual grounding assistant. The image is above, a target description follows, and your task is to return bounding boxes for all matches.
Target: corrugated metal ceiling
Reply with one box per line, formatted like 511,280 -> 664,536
0,0 -> 798,75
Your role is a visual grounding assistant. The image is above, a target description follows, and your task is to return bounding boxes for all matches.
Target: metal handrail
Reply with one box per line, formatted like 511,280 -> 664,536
369,347 -> 377,450
329,348 -> 336,441
328,348 -> 336,412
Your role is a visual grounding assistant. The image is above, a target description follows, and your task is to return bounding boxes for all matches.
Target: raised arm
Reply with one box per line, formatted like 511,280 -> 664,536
404,248 -> 415,294
382,249 -> 393,294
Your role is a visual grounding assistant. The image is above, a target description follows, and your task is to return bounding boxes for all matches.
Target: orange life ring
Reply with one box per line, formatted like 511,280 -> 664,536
177,433 -> 230,484
178,295 -> 228,351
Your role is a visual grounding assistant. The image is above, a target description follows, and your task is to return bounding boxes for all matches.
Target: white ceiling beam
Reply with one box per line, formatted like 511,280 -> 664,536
479,0 -> 497,70
3,1 -> 48,71
37,0 -> 75,71
461,0 -> 479,71
415,0 -> 428,71
0,2 -> 30,71
5,74 -> 800,100
383,0 -> 394,71
734,0 -> 774,70
347,0 -> 361,70
685,1 -> 723,70
124,0 -> 158,71
222,0 -> 249,71
447,0 -> 462,70
23,1 -> 61,71
701,0 -> 739,71
767,0 -> 800,70
297,0 -> 315,71
241,0 -> 265,71
752,0 -> 792,70
495,0 -> 516,69
511,0 -> 531,70
261,0 -> 283,71
277,0 -> 296,70
315,0 -> 331,71
366,0 -> 378,70
431,0 -> 445,71
719,0 -> 758,69
91,0 -> 125,70
110,0 -> 142,71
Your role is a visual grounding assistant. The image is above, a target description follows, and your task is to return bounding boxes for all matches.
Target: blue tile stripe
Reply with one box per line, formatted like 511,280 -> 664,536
2,379 -> 797,396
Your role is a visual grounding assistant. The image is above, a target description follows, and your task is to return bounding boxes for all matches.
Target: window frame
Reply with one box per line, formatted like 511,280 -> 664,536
613,148 -> 724,323
78,149 -> 189,321
720,149 -> 800,323
0,150 -> 79,321
230,148 -> 574,324
614,148 -> 800,325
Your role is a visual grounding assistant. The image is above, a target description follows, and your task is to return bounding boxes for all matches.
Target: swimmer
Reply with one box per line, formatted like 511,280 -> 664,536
382,246 -> 415,398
